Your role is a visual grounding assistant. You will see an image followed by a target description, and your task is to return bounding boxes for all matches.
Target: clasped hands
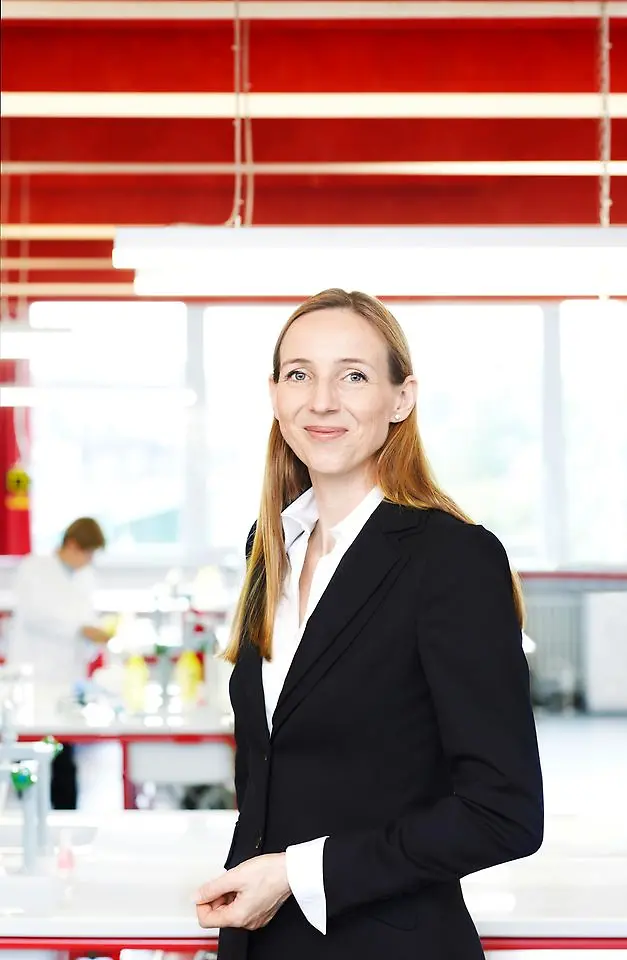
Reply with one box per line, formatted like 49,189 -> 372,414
195,853 -> 291,931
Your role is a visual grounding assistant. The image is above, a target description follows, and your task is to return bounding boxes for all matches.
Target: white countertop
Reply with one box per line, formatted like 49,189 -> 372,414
4,679 -> 233,739
0,811 -> 626,940
13,707 -> 233,739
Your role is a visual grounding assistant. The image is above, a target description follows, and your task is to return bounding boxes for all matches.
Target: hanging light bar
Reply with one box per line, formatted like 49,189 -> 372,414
113,226 -> 627,298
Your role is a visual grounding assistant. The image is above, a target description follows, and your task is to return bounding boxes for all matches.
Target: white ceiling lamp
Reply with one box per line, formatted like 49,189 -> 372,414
132,247 -> 627,298
113,226 -> 627,298
0,386 -> 197,408
5,91 -> 627,119
0,323 -> 73,360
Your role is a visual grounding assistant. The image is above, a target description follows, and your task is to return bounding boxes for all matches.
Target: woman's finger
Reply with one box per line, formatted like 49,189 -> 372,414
197,899 -> 243,929
196,869 -> 239,904
207,894 -> 229,909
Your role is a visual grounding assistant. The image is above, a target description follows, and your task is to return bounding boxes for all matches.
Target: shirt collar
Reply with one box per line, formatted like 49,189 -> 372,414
281,486 -> 384,552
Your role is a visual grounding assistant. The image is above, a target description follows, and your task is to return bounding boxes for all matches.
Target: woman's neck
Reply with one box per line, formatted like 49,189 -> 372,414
308,470 -> 376,554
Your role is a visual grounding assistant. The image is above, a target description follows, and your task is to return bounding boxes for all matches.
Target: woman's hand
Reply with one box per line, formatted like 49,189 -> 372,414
195,853 -> 291,931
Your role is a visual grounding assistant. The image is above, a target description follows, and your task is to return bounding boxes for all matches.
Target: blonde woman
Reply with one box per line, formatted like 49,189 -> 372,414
196,289 -> 543,960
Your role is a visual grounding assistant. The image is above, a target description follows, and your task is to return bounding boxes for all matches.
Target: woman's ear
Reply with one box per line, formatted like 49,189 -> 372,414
394,376 -> 418,421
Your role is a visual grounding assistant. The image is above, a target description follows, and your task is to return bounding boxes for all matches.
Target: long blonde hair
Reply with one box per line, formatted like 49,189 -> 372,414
224,289 -> 525,662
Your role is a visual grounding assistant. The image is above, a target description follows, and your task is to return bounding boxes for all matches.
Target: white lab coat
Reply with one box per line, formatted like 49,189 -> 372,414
8,554 -> 98,686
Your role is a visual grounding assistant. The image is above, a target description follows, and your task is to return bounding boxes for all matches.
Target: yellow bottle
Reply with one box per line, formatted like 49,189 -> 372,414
175,649 -> 203,705
123,654 -> 149,714
100,613 -> 120,639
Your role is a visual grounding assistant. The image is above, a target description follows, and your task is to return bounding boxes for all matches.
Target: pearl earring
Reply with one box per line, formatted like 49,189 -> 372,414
394,413 -> 401,421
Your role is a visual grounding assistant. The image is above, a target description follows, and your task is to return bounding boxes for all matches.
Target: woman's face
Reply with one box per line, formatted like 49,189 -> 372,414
270,308 -> 416,482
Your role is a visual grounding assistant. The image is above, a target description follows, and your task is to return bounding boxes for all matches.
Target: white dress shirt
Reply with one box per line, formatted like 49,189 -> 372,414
262,485 -> 384,934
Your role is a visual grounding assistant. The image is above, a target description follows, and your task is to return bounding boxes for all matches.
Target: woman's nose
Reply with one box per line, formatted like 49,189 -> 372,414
309,377 -> 339,412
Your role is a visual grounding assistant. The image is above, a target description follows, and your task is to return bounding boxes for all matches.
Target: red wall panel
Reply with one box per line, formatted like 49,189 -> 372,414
0,362 -> 31,557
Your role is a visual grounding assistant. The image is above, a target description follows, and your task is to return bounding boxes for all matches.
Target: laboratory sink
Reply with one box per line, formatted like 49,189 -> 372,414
68,866 -> 217,918
90,810 -> 236,861
0,856 -> 224,925
75,851 -> 224,886
0,820 -> 97,849
542,814 -> 627,857
469,853 -> 627,886
0,873 -> 65,917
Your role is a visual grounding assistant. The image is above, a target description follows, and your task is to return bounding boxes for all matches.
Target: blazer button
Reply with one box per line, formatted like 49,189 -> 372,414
255,834 -> 263,849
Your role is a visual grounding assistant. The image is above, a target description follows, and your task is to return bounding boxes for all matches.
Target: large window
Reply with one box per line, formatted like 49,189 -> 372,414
203,305 -> 291,551
29,301 -> 188,557
561,298 -> 627,565
25,297 -> 625,569
394,304 -> 544,563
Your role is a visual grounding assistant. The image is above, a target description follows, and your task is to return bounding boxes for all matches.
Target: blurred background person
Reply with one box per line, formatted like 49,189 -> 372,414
7,516 -> 109,808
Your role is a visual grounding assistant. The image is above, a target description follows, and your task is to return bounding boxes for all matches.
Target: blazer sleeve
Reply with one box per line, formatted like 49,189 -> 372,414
225,703 -> 248,866
323,522 -> 544,918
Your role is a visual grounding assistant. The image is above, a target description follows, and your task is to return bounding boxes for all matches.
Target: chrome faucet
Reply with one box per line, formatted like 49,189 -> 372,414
1,696 -> 56,872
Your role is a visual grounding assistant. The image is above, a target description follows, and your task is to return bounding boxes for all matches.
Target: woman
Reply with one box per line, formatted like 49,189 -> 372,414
196,289 -> 543,959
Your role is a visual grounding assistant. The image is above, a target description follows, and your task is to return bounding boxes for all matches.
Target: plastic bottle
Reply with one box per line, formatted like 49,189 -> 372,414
174,649 -> 203,705
56,828 -> 75,879
123,654 -> 149,714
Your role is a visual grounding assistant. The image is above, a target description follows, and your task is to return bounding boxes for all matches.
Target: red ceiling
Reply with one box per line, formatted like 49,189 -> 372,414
4,117 -> 627,164
1,10 -> 625,300
5,21 -> 626,92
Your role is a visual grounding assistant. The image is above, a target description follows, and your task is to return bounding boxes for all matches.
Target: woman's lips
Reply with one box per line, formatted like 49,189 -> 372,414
304,427 -> 347,440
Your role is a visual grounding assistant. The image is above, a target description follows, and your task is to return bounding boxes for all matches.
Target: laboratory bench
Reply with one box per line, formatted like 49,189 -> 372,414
4,679 -> 235,810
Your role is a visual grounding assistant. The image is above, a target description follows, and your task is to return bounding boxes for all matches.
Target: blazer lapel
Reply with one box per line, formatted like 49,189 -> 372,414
270,501 -> 427,739
237,640 -> 271,746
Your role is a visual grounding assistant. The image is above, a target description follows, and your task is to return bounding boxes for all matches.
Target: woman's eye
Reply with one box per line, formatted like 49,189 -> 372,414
286,369 -> 307,381
345,371 -> 368,383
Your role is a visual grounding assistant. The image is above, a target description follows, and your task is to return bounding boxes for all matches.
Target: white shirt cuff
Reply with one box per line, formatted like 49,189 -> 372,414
285,836 -> 329,934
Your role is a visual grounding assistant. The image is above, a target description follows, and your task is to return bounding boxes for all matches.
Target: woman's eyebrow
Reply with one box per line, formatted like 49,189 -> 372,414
280,356 -> 373,368
336,357 -> 373,366
280,358 -> 310,368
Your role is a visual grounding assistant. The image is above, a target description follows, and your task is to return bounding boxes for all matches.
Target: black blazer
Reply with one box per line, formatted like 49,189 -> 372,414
218,503 -> 543,960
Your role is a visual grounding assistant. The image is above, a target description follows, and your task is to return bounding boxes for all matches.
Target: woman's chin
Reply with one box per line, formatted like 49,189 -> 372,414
306,456 -> 368,481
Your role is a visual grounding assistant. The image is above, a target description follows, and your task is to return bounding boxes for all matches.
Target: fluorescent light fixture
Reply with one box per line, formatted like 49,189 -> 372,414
0,387 -> 197,408
4,2 -> 627,21
5,160 -> 627,176
115,226 -> 627,298
1,223 -> 119,241
0,324 -> 73,360
5,91 -> 627,120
